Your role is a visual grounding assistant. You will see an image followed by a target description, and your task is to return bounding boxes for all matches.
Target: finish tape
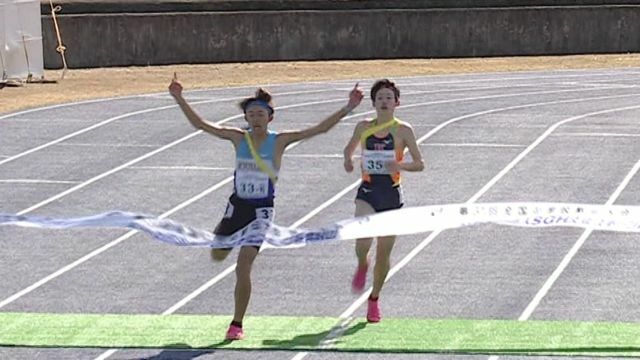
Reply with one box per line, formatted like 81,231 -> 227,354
1,203 -> 638,249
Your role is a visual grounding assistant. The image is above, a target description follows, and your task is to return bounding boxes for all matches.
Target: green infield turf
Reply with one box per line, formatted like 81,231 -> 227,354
1,312 -> 639,356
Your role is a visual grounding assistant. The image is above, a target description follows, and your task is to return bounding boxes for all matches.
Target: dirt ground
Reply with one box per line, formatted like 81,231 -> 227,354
2,54 -> 639,114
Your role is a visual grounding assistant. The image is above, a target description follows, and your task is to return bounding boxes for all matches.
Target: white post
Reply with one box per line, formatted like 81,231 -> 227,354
2,0 -> 44,81
0,1 -> 7,80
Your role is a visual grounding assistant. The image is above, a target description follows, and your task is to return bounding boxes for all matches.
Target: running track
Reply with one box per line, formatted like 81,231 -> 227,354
2,68 -> 640,359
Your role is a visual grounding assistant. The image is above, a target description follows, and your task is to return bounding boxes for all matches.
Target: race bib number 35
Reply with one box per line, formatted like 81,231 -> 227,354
362,150 -> 395,174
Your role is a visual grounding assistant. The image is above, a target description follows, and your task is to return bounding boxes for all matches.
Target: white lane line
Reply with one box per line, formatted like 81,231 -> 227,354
93,171 -> 368,360
1,89 -> 633,358
13,132 -> 198,216
0,91 -> 458,311
0,95 -> 148,120
467,105 -> 640,204
12,86 -> 631,218
0,87 -> 478,167
3,99 -> 365,316
284,154 -> 345,158
3,75 -> 636,171
557,81 -> 638,89
0,103 -> 210,167
521,160 -> 640,322
100,94 -> 640,360
451,123 -> 548,129
554,132 -> 640,138
487,160 -> 640,360
291,103 -> 640,360
91,124 -> 367,360
157,184 -> 363,317
3,118 -> 101,123
2,70 -> 637,122
12,98 -> 354,218
0,84 -> 344,121
141,87 -> 353,101
128,166 -> 233,171
0,177 -> 234,311
51,70 -> 640,107
55,143 -> 161,148
277,122 -> 358,127
123,92 -> 640,314
396,71 -> 640,88
0,88 -> 340,167
0,179 -> 80,185
423,142 -> 526,148
0,95 -> 367,311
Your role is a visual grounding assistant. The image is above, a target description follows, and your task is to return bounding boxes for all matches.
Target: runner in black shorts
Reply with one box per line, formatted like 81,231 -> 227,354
213,194 -> 273,250
343,79 -> 424,323
170,73 -> 363,341
355,133 -> 405,212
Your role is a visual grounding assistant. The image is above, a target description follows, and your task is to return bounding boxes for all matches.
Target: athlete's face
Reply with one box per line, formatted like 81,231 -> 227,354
244,105 -> 272,130
373,87 -> 399,114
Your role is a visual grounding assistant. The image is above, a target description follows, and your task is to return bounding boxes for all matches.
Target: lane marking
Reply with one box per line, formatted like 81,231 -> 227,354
128,166 -> 233,171
554,132 -> 640,138
55,143 -> 160,148
0,88 -> 342,167
423,142 -> 526,148
292,103 -> 640,360
0,179 -> 80,185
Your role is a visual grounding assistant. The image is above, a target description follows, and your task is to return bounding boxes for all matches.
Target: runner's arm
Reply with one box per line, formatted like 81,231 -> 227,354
169,74 -> 244,143
398,125 -> 425,172
343,121 -> 367,173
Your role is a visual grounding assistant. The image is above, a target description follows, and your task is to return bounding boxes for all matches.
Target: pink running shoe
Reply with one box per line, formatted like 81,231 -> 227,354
225,324 -> 244,340
351,264 -> 368,294
367,298 -> 381,323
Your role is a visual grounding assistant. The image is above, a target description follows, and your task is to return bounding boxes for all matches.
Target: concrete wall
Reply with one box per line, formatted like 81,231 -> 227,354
41,5 -> 640,68
40,0 -> 640,13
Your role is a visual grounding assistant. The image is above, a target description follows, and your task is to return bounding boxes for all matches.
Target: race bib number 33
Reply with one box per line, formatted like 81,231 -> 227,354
236,173 -> 269,198
235,159 -> 271,199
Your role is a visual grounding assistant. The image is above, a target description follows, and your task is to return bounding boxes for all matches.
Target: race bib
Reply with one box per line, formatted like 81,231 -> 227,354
255,207 -> 275,221
361,150 -> 395,174
235,159 -> 270,199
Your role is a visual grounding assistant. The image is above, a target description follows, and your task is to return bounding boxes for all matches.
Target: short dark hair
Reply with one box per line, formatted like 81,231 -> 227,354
370,79 -> 400,102
239,88 -> 274,114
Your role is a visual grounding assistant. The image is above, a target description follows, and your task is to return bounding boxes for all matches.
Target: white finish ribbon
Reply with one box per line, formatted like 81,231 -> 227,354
1,203 -> 638,249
